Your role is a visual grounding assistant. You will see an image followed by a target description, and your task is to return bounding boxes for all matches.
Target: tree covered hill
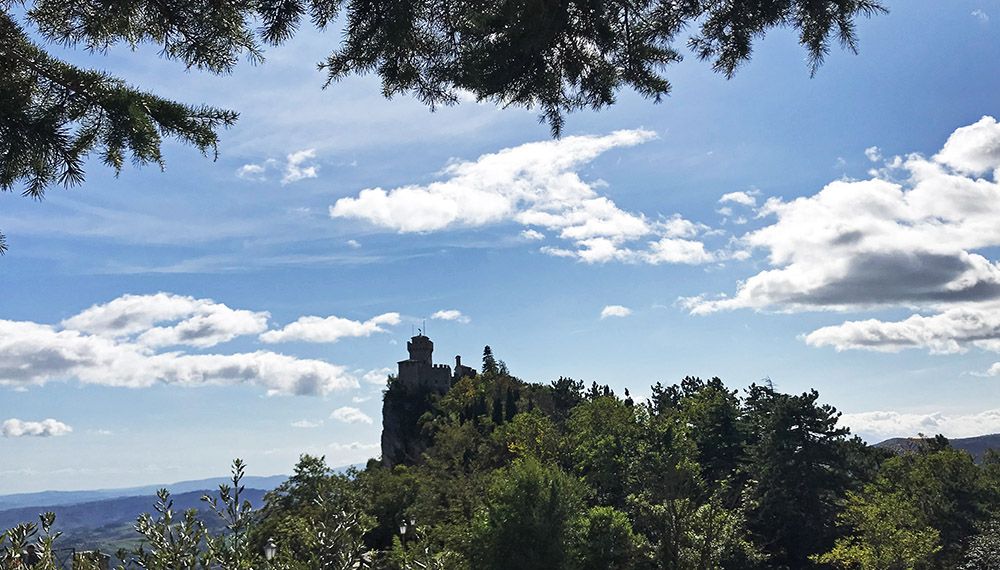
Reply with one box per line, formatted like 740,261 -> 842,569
6,346 -> 1000,569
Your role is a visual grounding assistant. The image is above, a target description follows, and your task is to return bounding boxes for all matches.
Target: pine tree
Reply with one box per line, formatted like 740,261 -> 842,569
2,0 -> 886,252
482,346 -> 499,375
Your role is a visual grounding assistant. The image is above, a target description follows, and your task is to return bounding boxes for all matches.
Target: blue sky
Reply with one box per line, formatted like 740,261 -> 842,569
3,0 -> 1000,493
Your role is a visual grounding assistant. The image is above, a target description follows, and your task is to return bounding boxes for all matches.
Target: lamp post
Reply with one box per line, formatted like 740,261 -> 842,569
399,518 -> 416,543
263,538 -> 277,562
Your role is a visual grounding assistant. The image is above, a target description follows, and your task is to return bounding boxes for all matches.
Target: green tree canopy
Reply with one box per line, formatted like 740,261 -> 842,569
471,457 -> 586,570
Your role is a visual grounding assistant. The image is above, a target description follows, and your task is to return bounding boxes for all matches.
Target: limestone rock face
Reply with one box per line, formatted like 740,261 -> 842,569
379,335 -> 476,467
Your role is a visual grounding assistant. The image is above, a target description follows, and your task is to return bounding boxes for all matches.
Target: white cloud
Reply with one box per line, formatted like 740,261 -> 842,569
431,309 -> 470,323
2,418 -> 73,438
260,312 -> 400,344
864,146 -> 882,162
291,419 -> 323,428
521,229 -> 545,240
972,9 -> 989,23
236,163 -> 269,181
600,305 -> 632,319
282,149 -> 320,185
234,149 -> 319,184
0,294 -> 364,396
841,408 -> 1000,440
63,293 -> 269,348
642,237 -> 716,265
804,303 -> 1000,354
346,239 -> 362,248
331,130 -> 716,265
934,116 -> 1000,176
686,117 -> 1000,326
719,191 -> 757,208
331,407 -> 374,425
362,367 -> 393,386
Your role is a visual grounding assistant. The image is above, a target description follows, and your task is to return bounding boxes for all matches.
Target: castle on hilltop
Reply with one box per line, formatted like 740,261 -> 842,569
396,333 -> 477,392
380,334 -> 476,467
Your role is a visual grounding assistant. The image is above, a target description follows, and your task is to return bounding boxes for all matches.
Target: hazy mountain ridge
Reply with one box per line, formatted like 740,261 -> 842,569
0,487 -> 273,552
0,475 -> 287,511
876,433 -> 1000,461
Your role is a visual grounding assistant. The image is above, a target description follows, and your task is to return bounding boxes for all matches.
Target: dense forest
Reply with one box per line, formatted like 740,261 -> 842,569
4,348 -> 1000,570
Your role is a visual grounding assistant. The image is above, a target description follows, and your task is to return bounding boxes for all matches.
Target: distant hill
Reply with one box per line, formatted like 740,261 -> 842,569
0,475 -> 287,511
876,433 -> 1000,461
0,487 -> 271,552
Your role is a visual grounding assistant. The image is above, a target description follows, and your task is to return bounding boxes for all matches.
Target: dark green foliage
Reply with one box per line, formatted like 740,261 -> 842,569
251,455 -> 372,568
660,376 -> 746,484
382,373 -> 443,466
14,359 -> 1000,570
470,457 -> 585,570
874,444 -> 995,568
814,485 -> 940,569
481,346 -> 498,375
962,517 -> 1000,570
0,10 -> 236,249
546,376 -> 585,424
566,396 -> 640,507
319,0 -> 886,135
740,383 -> 875,568
575,506 -> 642,570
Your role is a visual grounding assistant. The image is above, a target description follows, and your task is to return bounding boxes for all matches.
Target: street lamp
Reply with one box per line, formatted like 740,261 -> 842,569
263,538 -> 277,561
399,518 -> 415,538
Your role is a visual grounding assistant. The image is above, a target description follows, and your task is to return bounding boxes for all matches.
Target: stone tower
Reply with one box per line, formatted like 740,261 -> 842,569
380,334 -> 476,467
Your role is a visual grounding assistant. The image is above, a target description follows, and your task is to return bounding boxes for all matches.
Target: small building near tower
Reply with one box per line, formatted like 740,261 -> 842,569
380,334 -> 476,467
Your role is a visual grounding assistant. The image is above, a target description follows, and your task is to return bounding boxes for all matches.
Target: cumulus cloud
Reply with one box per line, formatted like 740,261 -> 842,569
2,418 -> 73,438
331,407 -> 374,424
934,116 -> 1000,176
260,312 -> 400,344
331,130 -> 716,265
804,303 -> 1000,354
431,309 -> 470,323
235,149 -> 319,184
864,146 -> 882,163
0,293 -> 367,396
686,117 -> 1000,325
841,408 -> 1000,440
282,149 -> 320,184
719,191 -> 757,208
63,293 -> 269,348
236,162 -> 270,181
679,116 -> 1000,365
600,305 -> 632,319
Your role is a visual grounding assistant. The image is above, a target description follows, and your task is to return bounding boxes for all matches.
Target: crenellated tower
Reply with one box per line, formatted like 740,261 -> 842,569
380,334 -> 476,467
